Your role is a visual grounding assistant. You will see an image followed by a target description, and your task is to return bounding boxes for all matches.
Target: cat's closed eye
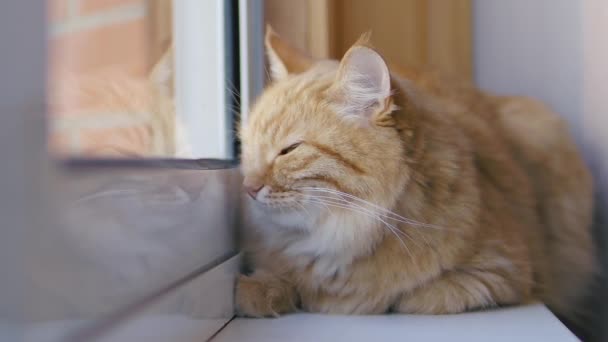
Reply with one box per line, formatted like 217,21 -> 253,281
279,142 -> 302,156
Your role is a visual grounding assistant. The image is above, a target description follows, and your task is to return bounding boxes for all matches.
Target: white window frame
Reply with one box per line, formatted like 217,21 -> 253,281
238,0 -> 265,124
173,0 -> 264,159
173,0 -> 233,159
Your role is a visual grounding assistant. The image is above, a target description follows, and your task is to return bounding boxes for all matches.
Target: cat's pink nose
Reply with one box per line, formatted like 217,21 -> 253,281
245,184 -> 264,199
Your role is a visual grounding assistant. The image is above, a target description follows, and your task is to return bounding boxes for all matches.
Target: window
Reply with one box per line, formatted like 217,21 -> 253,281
0,1 -> 262,341
47,0 -> 262,160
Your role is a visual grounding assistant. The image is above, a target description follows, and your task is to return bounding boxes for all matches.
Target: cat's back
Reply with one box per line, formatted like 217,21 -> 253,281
489,93 -> 596,320
394,64 -> 596,321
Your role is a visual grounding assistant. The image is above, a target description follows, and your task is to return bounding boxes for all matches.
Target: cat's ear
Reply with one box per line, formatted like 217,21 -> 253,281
329,44 -> 395,124
149,45 -> 174,97
265,25 -> 314,81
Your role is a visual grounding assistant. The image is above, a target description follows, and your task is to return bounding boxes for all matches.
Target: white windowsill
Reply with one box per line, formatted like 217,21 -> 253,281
20,304 -> 577,341
213,304 -> 578,342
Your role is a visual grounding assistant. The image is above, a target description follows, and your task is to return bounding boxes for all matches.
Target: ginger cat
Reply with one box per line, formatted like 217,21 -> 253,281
237,28 -> 596,323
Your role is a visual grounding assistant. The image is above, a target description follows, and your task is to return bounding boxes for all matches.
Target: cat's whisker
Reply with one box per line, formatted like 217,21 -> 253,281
304,192 -> 434,250
310,200 -> 416,259
300,187 -> 449,231
302,188 -> 417,221
305,188 -> 426,224
303,196 -> 335,216
301,188 -> 405,218
225,79 -> 241,103
304,191 -> 438,232
294,201 -> 313,220
306,196 -> 425,250
384,225 -> 415,260
263,64 -> 272,82
308,202 -> 333,219
225,103 -> 241,117
305,198 -> 418,256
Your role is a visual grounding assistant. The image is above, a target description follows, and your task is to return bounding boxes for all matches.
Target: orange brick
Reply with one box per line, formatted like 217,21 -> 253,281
48,0 -> 69,22
49,130 -> 76,156
50,18 -> 150,79
48,69 -> 154,120
79,0 -> 143,15
78,125 -> 153,157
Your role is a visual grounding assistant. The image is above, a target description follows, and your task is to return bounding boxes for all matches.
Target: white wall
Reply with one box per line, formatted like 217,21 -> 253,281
581,5 -> 608,340
582,1 -> 608,181
474,1 -> 607,339
474,0 -> 584,138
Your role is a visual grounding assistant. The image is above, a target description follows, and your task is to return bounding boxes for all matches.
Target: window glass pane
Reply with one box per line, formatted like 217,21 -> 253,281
47,0 -> 238,159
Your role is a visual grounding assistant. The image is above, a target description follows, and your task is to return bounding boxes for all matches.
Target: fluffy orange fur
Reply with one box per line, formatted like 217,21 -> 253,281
237,28 -> 596,321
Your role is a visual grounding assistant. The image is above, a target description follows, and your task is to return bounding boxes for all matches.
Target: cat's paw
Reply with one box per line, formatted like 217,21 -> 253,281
235,273 -> 297,318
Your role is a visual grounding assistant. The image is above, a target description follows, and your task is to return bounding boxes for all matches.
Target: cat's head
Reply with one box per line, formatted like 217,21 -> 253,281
240,27 -> 409,230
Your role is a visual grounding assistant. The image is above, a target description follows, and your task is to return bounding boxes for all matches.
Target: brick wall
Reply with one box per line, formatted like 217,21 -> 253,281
48,0 -> 172,157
